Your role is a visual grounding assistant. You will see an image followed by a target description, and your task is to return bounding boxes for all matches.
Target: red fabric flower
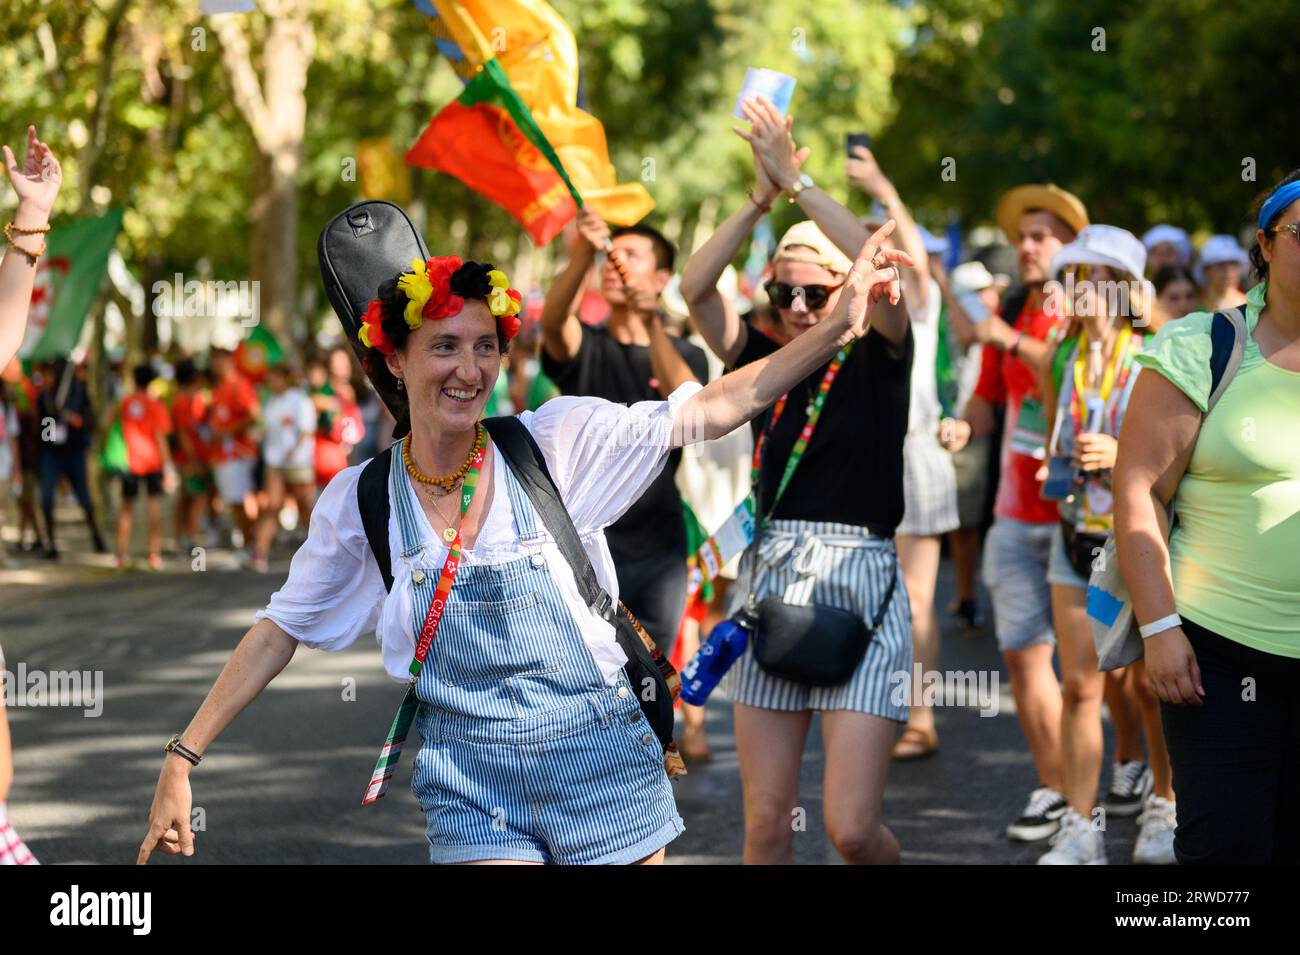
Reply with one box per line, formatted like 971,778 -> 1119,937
422,255 -> 465,321
497,312 -> 521,342
358,299 -> 393,354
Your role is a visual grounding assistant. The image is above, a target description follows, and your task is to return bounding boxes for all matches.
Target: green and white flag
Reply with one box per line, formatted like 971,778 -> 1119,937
18,207 -> 124,362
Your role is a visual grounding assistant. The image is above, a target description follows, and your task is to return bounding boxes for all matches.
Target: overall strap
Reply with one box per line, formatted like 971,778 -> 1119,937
482,416 -> 616,624
356,446 -> 394,593
499,442 -> 542,542
386,437 -> 429,560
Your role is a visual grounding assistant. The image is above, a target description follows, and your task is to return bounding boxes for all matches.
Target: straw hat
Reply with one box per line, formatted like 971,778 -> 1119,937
996,184 -> 1090,245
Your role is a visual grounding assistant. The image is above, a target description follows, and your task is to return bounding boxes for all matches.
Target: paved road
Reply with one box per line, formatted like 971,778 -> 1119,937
2,546 -> 1147,865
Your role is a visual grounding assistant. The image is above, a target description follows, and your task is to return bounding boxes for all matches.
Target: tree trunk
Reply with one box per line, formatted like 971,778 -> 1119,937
213,2 -> 314,345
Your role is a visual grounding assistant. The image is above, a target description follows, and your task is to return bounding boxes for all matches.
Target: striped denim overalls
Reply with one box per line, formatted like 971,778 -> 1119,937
388,447 -> 684,864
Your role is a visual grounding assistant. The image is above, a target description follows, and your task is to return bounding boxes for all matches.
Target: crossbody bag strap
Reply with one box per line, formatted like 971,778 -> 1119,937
481,416 -> 616,623
869,557 -> 900,634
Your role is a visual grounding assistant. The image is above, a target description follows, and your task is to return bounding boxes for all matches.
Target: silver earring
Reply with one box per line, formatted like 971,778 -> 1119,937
397,377 -> 405,391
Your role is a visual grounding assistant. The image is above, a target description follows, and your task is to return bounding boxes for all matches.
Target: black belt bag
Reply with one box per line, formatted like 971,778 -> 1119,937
1059,518 -> 1108,580
751,553 -> 899,687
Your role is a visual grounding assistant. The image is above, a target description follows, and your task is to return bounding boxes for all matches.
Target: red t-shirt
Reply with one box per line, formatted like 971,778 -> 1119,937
119,392 -> 172,476
973,296 -> 1070,524
171,391 -> 210,469
209,373 -> 259,462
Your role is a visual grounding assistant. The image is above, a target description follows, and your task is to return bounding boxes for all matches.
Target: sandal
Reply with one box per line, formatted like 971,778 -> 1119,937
891,725 -> 938,760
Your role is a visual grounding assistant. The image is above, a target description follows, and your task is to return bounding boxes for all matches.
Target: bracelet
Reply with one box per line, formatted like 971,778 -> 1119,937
747,190 -> 772,214
164,734 -> 203,766
6,220 -> 51,235
1138,613 -> 1182,639
4,223 -> 46,259
1008,331 -> 1024,357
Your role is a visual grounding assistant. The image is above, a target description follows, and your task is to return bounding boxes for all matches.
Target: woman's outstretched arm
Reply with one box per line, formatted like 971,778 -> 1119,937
0,127 -> 61,368
137,618 -> 298,863
674,221 -> 912,446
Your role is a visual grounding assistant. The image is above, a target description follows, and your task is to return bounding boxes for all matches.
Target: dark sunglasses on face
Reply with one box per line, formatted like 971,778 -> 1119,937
765,280 -> 844,309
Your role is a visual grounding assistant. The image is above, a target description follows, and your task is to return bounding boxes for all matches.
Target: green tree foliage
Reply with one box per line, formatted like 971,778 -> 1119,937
878,0 -> 1300,235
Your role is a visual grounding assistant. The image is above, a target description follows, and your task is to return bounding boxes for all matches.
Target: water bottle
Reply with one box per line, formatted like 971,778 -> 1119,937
679,608 -> 754,705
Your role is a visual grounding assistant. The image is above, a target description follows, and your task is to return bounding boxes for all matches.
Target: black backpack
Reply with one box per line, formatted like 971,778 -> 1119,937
354,416 -> 682,763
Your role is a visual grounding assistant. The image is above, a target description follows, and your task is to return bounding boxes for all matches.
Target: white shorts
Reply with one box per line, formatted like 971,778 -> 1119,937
213,458 -> 256,505
896,430 -> 959,538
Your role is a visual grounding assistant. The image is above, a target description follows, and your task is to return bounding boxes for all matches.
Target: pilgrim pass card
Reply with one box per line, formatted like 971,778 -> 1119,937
733,68 -> 797,120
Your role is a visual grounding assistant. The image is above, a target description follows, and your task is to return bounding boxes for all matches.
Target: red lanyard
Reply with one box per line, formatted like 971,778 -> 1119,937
363,439 -> 484,805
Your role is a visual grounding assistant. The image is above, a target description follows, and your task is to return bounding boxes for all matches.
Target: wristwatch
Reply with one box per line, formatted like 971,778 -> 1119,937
164,734 -> 202,766
787,173 -> 815,202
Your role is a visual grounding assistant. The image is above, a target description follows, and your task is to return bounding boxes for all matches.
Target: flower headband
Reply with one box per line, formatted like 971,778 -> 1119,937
357,256 -> 523,355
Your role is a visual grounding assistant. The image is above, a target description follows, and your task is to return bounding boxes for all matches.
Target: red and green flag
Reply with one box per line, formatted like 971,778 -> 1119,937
407,58 -> 579,244
235,324 -> 283,382
19,208 -> 124,361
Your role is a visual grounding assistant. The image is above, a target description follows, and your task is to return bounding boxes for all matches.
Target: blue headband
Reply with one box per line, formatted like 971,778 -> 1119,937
1258,180 -> 1300,230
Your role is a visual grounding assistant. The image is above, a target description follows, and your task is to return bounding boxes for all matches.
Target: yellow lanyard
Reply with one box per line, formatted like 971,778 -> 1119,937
1072,325 -> 1132,419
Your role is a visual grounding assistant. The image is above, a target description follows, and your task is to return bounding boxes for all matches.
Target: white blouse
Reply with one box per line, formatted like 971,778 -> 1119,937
255,382 -> 703,685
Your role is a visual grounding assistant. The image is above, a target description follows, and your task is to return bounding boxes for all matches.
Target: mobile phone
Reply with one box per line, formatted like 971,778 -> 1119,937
1041,455 -> 1076,501
846,133 -> 871,157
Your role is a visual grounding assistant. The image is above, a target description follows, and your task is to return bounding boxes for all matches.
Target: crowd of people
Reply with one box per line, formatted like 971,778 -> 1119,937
4,100 -> 1297,868
0,345 -> 397,571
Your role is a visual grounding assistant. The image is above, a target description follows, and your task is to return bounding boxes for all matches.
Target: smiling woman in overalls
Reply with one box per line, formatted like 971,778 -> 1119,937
138,230 -> 911,865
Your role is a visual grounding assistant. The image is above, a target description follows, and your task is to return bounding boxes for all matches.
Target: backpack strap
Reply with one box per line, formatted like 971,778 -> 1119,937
999,284 -> 1032,329
1206,303 -> 1249,414
356,446 -> 394,594
481,416 -> 617,624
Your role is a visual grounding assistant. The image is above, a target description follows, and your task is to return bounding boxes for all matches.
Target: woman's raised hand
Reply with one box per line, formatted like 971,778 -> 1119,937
4,125 -> 61,219
733,96 -> 809,193
834,220 -> 915,340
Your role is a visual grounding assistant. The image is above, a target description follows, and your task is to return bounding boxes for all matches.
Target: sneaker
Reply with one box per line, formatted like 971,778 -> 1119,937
1037,809 -> 1108,864
1007,787 -> 1070,841
1133,794 -> 1177,865
1103,761 -> 1152,817
147,553 -> 164,571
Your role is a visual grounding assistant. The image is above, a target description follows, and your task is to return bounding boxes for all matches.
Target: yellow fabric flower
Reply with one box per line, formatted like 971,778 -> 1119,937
487,269 -> 509,290
357,324 -> 373,349
397,258 -> 433,329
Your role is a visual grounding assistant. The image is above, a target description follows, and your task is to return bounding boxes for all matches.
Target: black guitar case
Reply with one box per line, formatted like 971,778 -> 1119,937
317,200 -> 429,438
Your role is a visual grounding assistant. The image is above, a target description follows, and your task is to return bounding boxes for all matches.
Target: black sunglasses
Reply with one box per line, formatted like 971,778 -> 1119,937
765,280 -> 844,310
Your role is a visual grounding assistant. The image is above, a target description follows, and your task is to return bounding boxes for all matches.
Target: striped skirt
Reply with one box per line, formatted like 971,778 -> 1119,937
718,520 -> 912,720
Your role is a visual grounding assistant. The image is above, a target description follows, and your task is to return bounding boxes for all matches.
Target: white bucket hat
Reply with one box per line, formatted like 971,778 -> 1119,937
1141,224 -> 1192,266
1198,234 -> 1249,268
1049,224 -> 1147,280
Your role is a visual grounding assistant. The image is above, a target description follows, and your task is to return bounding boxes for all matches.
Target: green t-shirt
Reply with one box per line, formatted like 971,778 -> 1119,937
1134,281 -> 1300,658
